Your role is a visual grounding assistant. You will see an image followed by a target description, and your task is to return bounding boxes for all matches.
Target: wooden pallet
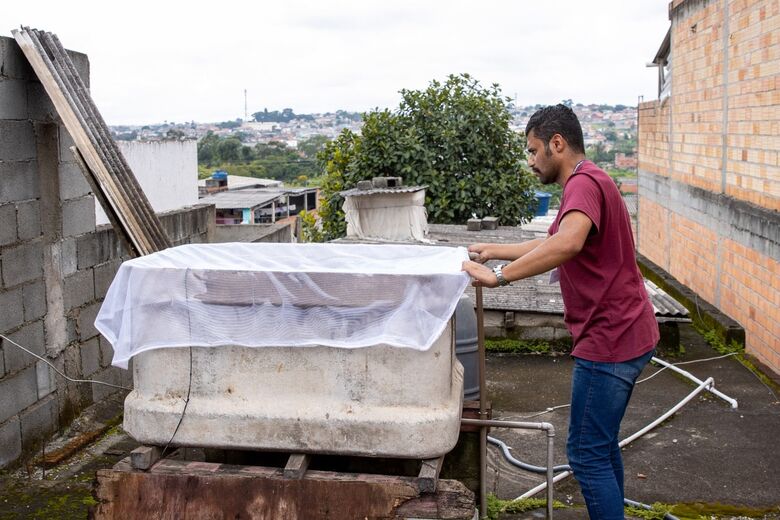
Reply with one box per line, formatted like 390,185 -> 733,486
92,447 -> 475,519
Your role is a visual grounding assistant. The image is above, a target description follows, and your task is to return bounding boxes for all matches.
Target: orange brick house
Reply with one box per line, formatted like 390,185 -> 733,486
638,0 -> 779,374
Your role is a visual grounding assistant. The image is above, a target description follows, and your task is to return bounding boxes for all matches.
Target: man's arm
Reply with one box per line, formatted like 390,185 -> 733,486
468,238 -> 545,263
463,211 -> 593,287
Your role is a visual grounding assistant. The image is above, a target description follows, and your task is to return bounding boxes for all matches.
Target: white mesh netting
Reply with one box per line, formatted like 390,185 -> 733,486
95,243 -> 470,368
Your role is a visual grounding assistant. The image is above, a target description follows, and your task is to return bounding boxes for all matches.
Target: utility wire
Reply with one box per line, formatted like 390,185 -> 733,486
519,352 -> 740,420
0,333 -> 130,390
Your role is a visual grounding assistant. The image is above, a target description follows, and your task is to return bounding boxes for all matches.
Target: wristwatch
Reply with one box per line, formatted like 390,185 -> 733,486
493,264 -> 511,287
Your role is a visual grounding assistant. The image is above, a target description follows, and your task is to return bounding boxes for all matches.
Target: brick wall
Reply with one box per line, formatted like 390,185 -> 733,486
637,0 -> 780,375
0,36 -> 215,468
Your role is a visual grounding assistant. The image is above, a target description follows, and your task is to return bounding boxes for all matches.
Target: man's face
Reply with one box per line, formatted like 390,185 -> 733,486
526,130 -> 559,185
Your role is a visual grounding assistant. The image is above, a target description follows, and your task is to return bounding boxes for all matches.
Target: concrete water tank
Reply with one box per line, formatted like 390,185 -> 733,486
123,324 -> 464,459
97,243 -> 469,460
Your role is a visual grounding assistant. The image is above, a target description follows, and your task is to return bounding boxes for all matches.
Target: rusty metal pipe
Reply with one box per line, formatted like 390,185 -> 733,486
462,418 -> 556,519
475,286 -> 487,519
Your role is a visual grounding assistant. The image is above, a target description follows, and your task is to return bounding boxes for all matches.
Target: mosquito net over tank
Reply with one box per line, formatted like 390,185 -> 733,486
95,243 -> 471,369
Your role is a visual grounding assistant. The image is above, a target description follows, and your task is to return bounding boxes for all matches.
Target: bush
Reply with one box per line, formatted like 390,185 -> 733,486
314,74 -> 537,241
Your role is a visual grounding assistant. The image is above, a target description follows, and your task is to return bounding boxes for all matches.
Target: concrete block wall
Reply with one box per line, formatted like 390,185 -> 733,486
637,0 -> 780,374
0,35 -> 215,468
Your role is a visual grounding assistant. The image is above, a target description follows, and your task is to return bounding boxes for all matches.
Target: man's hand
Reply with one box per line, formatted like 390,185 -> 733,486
462,260 -> 499,288
467,244 -> 492,264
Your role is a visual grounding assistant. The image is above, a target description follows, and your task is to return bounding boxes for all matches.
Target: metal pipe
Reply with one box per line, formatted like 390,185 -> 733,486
475,286 -> 487,519
651,356 -> 738,408
517,376 -> 715,500
462,418 -> 555,519
488,436 -> 681,520
487,435 -> 570,473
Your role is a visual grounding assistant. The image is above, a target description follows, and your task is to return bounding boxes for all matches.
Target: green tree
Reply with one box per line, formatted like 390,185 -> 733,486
217,138 -> 242,163
314,74 -> 536,241
298,135 -> 331,159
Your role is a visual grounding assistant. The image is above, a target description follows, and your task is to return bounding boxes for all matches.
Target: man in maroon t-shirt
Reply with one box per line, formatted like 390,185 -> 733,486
463,104 -> 659,519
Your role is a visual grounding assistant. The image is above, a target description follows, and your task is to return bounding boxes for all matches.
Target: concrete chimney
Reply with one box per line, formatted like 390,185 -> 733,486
341,178 -> 428,242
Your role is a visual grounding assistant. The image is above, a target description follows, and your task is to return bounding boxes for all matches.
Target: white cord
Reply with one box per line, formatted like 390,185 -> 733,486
519,352 -> 740,419
637,351 -> 739,384
0,333 -> 131,391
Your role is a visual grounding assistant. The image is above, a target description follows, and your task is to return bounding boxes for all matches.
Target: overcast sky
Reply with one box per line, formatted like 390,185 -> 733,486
6,1 -> 670,125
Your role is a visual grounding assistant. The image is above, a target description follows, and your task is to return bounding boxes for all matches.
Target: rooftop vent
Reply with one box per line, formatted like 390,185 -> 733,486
340,178 -> 428,242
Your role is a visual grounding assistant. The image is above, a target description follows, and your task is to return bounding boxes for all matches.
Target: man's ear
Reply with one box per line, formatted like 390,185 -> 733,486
550,134 -> 566,154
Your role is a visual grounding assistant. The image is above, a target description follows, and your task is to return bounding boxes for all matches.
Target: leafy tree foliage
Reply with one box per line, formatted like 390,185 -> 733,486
197,132 -> 327,184
297,134 -> 331,158
314,74 -> 536,241
217,119 -> 242,129
252,108 -> 314,123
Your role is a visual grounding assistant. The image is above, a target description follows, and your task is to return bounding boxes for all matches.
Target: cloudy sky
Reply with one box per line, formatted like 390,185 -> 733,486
6,1 -> 670,125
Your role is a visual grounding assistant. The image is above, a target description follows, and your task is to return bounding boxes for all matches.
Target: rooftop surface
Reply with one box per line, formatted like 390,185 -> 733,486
428,218 -> 689,319
486,323 -> 780,518
197,174 -> 282,189
0,324 -> 777,518
199,188 -> 285,209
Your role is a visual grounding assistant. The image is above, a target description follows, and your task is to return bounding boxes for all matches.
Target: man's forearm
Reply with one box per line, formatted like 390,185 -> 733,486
486,239 -> 545,261
502,233 -> 579,281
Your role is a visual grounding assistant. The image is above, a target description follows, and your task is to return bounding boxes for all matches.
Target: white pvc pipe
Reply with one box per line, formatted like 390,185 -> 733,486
651,356 -> 738,409
517,377 -> 715,500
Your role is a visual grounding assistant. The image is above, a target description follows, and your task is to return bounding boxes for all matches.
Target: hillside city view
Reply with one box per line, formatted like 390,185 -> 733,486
109,102 -> 639,194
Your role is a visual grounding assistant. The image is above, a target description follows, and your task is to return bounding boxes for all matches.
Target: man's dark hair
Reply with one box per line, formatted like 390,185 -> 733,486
525,104 -> 585,154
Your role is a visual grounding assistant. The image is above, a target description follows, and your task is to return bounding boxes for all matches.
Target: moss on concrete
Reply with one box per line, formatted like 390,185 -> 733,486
485,338 -> 571,355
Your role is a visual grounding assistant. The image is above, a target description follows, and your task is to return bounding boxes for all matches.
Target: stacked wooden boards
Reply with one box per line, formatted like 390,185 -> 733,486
12,27 -> 170,256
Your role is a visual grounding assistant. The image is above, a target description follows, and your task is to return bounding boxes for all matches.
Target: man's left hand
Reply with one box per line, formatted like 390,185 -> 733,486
462,260 -> 499,288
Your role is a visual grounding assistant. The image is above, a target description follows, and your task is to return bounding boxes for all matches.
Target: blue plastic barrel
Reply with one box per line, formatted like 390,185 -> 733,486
534,191 -> 552,216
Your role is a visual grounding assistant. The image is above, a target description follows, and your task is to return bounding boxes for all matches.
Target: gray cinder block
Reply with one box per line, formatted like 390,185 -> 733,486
76,234 -> 98,270
36,360 -> 55,399
26,82 -> 58,122
77,301 -> 101,341
98,336 -> 115,369
0,417 -> 22,468
0,366 -> 38,423
0,161 -> 40,204
0,288 -> 24,331
0,241 -> 43,287
0,121 -> 36,162
93,260 -> 120,298
0,79 -> 28,120
61,195 -> 96,238
16,200 -> 41,241
62,269 -> 94,311
466,218 -> 482,231
0,37 -> 33,79
58,161 -> 91,201
2,320 -> 45,374
22,280 -> 47,322
19,394 -> 58,449
79,337 -> 100,377
91,366 -> 123,402
60,238 -> 77,276
482,216 -> 499,230
58,125 -> 76,163
67,50 -> 90,89
0,203 -> 17,246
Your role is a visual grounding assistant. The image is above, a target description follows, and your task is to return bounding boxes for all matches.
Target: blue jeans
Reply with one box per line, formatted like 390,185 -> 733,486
567,349 -> 654,519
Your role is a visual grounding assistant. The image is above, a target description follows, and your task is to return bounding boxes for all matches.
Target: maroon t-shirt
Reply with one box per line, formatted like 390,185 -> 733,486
548,161 -> 659,362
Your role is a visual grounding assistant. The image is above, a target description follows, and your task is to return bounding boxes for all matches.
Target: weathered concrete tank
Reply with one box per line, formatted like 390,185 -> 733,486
123,325 -> 463,458
97,243 -> 469,459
